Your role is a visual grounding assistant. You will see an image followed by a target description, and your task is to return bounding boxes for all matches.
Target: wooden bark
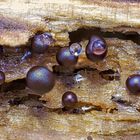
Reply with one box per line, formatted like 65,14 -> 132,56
0,0 -> 140,140
0,0 -> 140,47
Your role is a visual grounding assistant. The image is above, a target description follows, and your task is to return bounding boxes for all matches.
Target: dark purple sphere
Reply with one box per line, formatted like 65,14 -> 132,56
86,36 -> 107,62
26,66 -> 55,94
62,91 -> 78,107
56,47 -> 78,66
32,33 -> 53,54
126,74 -> 140,94
0,71 -> 5,85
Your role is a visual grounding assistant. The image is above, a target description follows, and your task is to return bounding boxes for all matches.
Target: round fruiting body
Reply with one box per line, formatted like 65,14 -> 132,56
86,36 -> 107,62
26,66 -> 55,94
32,33 -> 53,54
62,91 -> 78,107
126,74 -> 140,94
56,47 -> 78,66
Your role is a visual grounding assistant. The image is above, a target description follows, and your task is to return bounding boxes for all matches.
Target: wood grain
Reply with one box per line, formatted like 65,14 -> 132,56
0,0 -> 140,139
0,0 -> 140,47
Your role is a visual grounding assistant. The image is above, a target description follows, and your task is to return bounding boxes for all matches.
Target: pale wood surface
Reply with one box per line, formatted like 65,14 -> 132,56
0,1 -> 140,140
0,0 -> 140,47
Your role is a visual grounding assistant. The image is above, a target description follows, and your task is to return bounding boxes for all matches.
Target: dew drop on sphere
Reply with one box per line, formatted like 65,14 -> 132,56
69,43 -> 82,56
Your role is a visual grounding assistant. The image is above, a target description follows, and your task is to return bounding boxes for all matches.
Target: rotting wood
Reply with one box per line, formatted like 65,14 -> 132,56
0,0 -> 140,139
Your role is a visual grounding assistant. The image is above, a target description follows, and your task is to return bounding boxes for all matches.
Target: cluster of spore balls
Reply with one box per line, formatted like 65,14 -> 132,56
0,33 -> 140,109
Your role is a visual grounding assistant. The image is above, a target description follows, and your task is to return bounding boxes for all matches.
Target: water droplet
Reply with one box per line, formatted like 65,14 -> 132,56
69,43 -> 82,56
92,40 -> 106,55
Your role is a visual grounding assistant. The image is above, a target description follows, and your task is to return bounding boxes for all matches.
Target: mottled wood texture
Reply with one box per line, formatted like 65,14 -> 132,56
0,0 -> 140,140
0,0 -> 140,46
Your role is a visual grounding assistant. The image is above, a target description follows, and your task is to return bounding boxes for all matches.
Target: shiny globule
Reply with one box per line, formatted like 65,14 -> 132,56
56,47 -> 78,66
62,91 -> 78,107
126,74 -> 140,94
32,33 -> 53,54
86,35 -> 107,62
69,43 -> 82,56
26,66 -> 55,94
